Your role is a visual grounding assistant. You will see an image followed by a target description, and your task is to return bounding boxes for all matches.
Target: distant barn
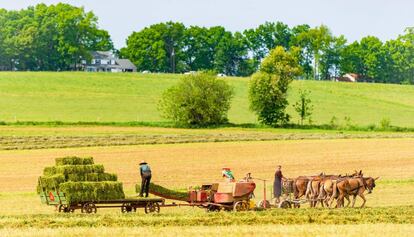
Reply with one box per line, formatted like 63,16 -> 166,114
335,73 -> 374,83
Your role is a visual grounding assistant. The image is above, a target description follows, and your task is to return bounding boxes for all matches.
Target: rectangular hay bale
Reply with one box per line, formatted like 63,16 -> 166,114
37,174 -> 66,193
43,165 -> 105,176
59,181 -> 125,204
55,156 -> 94,166
87,173 -> 118,182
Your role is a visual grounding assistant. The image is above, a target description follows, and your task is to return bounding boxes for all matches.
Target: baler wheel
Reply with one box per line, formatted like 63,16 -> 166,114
233,201 -> 249,212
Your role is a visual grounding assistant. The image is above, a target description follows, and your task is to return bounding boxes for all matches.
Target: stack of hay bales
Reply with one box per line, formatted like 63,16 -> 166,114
37,156 -> 125,204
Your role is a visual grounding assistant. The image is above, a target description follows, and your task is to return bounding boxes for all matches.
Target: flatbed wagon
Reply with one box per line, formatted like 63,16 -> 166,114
40,191 -> 165,214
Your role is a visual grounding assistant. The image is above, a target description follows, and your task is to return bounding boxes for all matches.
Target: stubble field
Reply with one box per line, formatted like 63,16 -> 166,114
0,137 -> 413,236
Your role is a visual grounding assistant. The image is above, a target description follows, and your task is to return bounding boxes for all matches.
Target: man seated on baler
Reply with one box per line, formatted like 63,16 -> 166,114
222,168 -> 235,182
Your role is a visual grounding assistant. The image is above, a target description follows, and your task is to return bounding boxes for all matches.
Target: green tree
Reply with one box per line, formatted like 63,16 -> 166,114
249,46 -> 302,126
290,24 -> 313,79
121,26 -> 167,72
214,31 -> 251,76
382,30 -> 414,84
293,90 -> 313,125
319,35 -> 347,79
182,26 -> 214,71
243,21 -> 292,71
304,25 -> 334,80
340,36 -> 386,82
0,3 -> 113,71
158,72 -> 234,127
121,21 -> 185,73
383,39 -> 409,84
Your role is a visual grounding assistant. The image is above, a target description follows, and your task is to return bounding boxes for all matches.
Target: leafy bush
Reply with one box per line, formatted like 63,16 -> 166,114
158,72 -> 234,127
249,46 -> 301,126
344,116 -> 355,129
380,118 -> 391,129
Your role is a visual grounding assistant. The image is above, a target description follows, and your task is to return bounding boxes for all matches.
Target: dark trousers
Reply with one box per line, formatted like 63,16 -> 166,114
140,174 -> 151,197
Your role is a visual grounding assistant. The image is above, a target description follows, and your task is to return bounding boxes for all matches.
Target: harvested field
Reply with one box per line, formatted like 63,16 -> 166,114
0,206 -> 413,228
0,138 -> 413,192
1,224 -> 413,237
0,138 -> 413,234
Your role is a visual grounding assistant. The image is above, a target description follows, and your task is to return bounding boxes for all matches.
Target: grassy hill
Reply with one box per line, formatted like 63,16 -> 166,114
1,72 -> 413,127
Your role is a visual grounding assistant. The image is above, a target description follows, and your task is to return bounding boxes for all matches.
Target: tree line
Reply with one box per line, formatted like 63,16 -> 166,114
121,22 -> 414,84
1,3 -> 413,84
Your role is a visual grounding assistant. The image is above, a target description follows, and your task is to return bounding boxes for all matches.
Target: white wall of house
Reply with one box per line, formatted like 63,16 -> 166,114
111,68 -> 122,73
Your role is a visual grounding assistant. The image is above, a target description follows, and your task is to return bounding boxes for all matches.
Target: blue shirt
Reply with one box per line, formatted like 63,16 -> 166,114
140,164 -> 151,175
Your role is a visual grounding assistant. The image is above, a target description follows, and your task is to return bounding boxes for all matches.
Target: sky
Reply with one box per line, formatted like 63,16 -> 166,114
1,0 -> 413,49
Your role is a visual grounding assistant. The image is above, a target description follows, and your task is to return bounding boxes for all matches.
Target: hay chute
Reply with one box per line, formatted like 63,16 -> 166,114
135,183 -> 188,201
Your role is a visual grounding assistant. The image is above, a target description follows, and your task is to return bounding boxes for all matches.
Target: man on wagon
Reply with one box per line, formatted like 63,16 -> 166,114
273,165 -> 286,203
139,160 -> 152,197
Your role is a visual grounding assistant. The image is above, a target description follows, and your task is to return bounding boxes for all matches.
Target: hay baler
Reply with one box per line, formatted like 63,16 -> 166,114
187,181 -> 256,211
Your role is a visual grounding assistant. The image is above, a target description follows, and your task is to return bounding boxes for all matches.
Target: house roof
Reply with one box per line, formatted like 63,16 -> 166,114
115,59 -> 137,70
91,51 -> 116,60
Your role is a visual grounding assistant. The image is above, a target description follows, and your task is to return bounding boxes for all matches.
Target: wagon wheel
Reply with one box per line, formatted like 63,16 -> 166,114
121,203 -> 133,213
58,205 -> 64,213
144,202 -> 160,214
58,205 -> 69,213
58,205 -> 72,213
233,201 -> 249,212
82,203 -> 97,214
278,200 -> 292,209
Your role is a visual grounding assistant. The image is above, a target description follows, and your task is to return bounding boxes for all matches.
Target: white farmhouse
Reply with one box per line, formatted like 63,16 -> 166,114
81,51 -> 137,72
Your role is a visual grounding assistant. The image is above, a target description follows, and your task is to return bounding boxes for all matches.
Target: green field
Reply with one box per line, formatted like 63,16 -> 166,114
1,72 -> 414,127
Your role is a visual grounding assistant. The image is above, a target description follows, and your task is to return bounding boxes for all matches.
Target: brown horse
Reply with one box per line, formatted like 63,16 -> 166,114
292,174 -> 323,207
320,171 -> 359,208
308,174 -> 339,207
335,176 -> 379,208
292,176 -> 311,207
